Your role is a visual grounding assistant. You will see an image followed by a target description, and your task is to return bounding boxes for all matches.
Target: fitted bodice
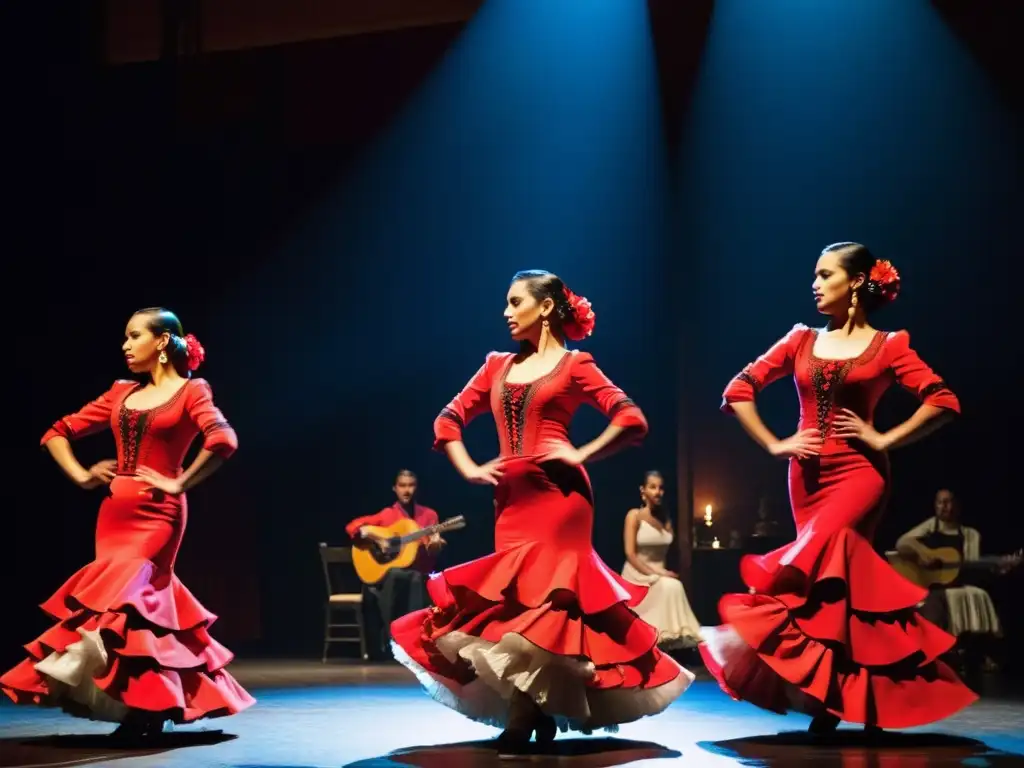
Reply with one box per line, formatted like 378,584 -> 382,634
634,519 -> 673,570
114,383 -> 208,475
791,330 -> 892,448
435,349 -> 648,464
493,354 -> 580,457
44,378 -> 237,480
724,325 -> 959,460
489,352 -> 640,459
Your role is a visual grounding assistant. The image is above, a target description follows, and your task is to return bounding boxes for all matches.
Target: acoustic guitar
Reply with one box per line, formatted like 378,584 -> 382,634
352,515 -> 466,585
888,545 -> 1022,589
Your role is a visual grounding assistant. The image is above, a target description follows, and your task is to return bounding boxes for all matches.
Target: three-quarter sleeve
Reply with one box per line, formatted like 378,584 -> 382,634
722,324 -> 807,413
886,331 -> 960,413
571,352 -> 648,437
433,352 -> 503,451
186,378 -> 238,457
40,380 -> 131,445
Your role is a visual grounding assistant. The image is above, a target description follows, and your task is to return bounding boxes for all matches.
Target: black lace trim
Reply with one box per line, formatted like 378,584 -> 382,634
496,353 -> 572,455
202,419 -> 231,436
437,407 -> 464,428
809,359 -> 853,436
736,369 -> 761,392
608,397 -> 637,417
806,331 -> 887,436
501,383 -> 530,455
116,382 -> 190,472
919,380 -> 951,400
118,408 -> 151,473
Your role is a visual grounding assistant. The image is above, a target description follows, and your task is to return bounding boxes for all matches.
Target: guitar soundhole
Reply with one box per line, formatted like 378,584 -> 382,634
371,538 -> 404,564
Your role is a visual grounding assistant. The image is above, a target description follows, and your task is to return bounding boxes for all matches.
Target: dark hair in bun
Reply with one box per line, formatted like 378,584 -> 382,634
134,307 -> 193,377
511,270 -> 576,331
821,242 -> 901,313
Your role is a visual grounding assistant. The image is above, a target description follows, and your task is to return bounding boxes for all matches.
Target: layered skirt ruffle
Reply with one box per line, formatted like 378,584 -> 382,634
1,557 -> 255,723
700,526 -> 978,728
392,540 -> 693,733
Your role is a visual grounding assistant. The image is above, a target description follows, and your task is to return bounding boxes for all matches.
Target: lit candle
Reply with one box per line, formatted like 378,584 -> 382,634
712,536 -> 721,549
704,504 -> 713,527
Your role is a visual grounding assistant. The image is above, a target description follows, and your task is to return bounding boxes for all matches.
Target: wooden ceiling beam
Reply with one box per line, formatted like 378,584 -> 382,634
105,0 -> 484,63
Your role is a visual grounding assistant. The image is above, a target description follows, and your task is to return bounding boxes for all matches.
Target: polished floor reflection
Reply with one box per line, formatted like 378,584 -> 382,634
0,660 -> 1021,767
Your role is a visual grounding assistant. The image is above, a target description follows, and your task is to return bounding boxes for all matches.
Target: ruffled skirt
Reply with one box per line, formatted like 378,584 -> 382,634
1,484 -> 254,723
1,557 -> 254,723
391,458 -> 693,733
699,451 -> 977,728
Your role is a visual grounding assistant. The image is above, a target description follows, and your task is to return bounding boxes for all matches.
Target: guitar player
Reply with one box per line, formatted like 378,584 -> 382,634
896,488 -> 1004,672
345,469 -> 446,658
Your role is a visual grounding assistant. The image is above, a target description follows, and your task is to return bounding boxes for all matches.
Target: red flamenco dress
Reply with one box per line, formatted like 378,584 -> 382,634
699,325 -> 978,728
0,379 -> 255,725
390,351 -> 693,733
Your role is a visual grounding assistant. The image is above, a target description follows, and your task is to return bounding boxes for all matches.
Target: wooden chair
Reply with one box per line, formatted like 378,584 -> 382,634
318,543 -> 368,662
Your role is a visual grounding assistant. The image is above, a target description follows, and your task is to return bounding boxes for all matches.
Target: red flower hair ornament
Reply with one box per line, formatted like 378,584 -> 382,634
561,287 -> 596,342
868,259 -> 901,304
184,333 -> 206,371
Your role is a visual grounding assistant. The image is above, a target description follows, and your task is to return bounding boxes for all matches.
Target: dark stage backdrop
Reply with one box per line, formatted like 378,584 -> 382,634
5,11 -> 678,663
4,2 -> 1020,667
676,0 -> 1021,552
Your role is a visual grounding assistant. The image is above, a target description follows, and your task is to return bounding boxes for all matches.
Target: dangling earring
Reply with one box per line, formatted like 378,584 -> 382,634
848,290 -> 859,319
158,351 -> 168,364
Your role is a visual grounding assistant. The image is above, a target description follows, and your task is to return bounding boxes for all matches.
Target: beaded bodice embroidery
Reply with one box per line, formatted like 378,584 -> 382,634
798,330 -> 886,437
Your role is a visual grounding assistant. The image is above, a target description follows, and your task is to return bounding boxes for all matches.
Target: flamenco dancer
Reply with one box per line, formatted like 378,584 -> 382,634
390,271 -> 692,753
1,308 -> 254,738
699,243 -> 978,733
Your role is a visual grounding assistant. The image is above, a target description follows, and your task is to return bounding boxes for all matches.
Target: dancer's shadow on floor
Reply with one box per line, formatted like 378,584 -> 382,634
343,737 -> 680,768
699,731 -> 1019,765
0,730 -> 236,767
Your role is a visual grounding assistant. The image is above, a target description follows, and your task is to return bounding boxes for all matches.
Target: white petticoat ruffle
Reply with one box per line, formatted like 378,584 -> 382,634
392,630 -> 694,733
33,627 -> 129,723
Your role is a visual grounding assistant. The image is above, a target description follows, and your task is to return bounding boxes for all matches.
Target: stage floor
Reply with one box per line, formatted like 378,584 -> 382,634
1,659 -> 1022,767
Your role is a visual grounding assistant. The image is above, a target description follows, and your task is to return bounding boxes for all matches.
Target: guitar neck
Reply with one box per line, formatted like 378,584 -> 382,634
391,516 -> 465,546
398,524 -> 444,545
965,555 -> 1018,568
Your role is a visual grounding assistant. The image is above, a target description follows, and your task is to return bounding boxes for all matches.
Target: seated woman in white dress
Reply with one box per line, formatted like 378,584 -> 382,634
621,471 -> 702,650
